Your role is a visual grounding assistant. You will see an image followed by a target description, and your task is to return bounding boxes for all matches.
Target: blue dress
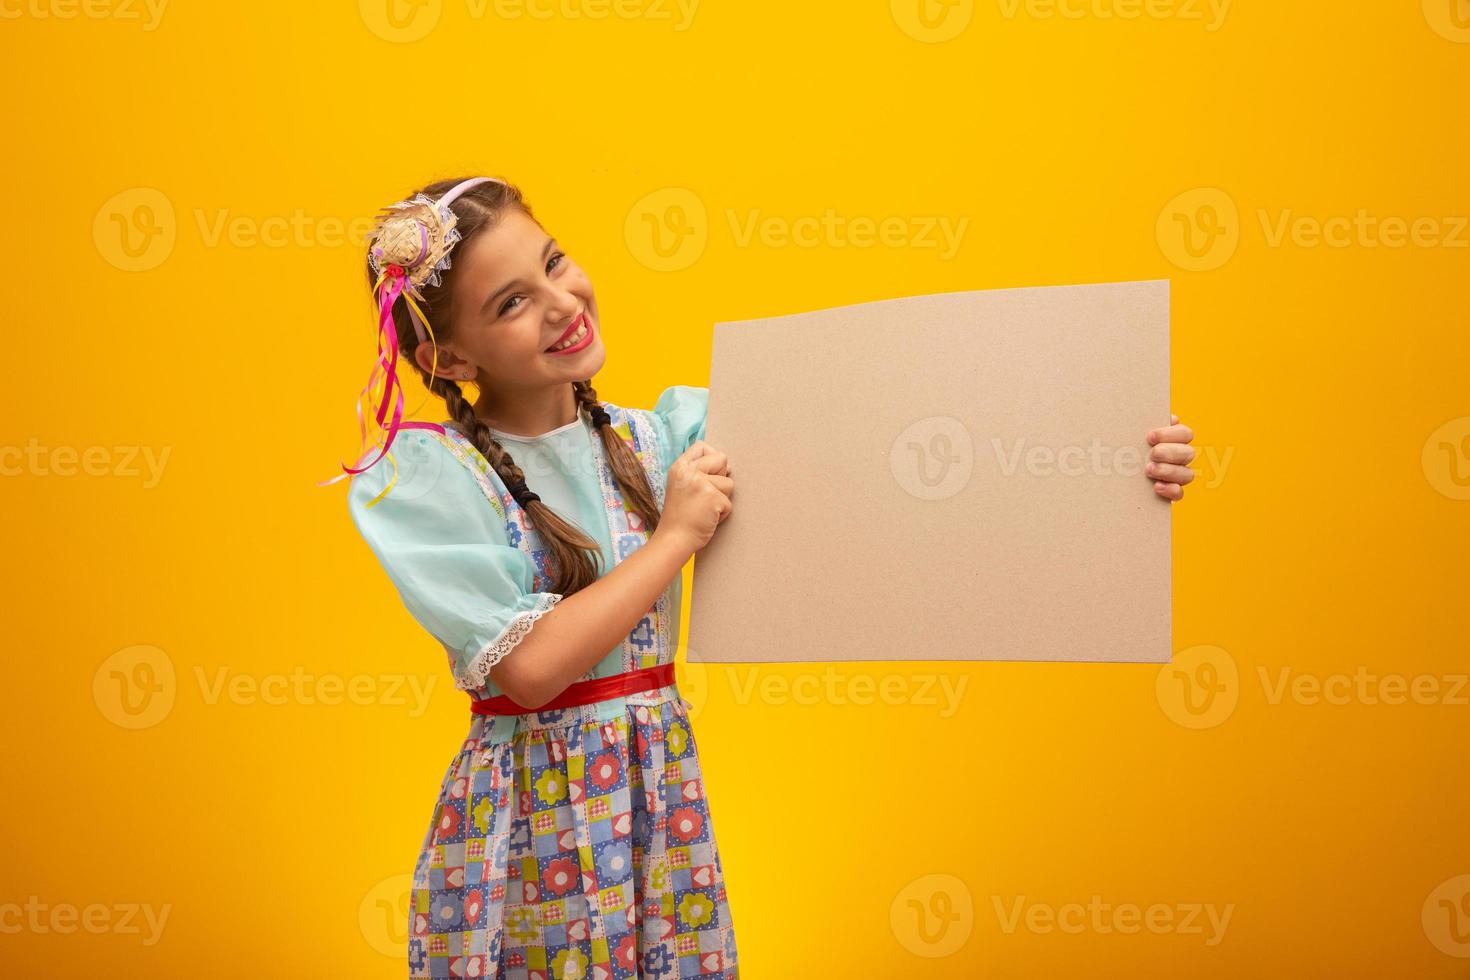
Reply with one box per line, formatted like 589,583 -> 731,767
348,386 -> 738,980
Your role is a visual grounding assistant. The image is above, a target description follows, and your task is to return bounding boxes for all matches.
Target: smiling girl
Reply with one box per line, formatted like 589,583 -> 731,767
338,176 -> 739,979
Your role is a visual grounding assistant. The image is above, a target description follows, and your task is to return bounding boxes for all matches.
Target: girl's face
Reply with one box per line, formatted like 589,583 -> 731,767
423,207 -> 606,391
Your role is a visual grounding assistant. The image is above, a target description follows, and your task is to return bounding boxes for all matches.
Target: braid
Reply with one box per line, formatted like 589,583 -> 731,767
574,381 -> 661,534
432,375 -> 503,481
424,373 -> 604,595
572,380 -> 612,428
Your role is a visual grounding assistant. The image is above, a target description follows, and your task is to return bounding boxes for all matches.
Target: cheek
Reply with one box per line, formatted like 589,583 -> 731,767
465,329 -> 534,366
513,327 -> 547,357
564,263 -> 595,296
574,273 -> 599,320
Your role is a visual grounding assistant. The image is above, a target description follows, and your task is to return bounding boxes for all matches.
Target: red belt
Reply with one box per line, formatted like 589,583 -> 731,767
470,662 -> 676,716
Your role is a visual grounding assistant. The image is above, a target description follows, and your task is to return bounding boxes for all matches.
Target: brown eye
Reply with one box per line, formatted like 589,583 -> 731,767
497,253 -> 568,317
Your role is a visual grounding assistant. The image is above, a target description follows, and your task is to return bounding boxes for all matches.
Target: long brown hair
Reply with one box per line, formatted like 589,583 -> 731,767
364,176 -> 661,596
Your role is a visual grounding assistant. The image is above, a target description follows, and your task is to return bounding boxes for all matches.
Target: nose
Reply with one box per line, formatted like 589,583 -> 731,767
547,290 -> 580,324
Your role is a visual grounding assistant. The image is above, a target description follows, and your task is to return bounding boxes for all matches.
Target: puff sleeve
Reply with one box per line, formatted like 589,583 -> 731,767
651,385 -> 709,473
346,429 -> 562,692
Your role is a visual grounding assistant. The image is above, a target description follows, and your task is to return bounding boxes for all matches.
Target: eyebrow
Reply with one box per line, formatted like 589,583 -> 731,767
478,237 -> 557,317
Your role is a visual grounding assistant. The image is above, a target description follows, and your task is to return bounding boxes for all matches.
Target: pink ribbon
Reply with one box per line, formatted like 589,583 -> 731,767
317,271 -> 420,500
320,177 -> 501,502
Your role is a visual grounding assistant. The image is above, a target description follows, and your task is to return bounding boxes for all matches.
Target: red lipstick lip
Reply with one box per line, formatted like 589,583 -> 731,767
546,313 -> 586,352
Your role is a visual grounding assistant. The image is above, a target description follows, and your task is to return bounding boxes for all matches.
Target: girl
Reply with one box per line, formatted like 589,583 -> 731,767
340,175 -> 739,980
333,175 -> 1197,980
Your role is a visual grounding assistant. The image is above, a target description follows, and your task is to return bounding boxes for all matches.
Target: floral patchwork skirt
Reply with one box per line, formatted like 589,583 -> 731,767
407,690 -> 738,979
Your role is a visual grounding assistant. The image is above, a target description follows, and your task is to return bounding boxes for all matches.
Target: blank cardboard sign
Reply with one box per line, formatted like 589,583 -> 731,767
687,279 -> 1171,665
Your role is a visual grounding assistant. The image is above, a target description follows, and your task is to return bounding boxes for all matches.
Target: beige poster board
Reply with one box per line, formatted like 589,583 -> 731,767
687,279 -> 1171,664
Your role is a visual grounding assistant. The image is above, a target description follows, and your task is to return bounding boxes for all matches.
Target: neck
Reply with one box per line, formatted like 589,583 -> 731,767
473,383 -> 579,438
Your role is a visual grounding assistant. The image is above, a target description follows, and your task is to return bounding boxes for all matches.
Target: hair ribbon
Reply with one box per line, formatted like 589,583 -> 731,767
318,177 -> 501,506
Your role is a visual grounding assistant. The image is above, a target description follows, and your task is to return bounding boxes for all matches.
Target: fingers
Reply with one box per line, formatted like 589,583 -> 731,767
684,442 -> 730,476
683,439 -> 725,465
691,451 -> 729,477
706,485 -> 733,523
1153,481 -> 1184,501
1149,442 -> 1196,465
1145,461 -> 1194,485
1147,422 -> 1194,446
1146,420 -> 1193,501
703,475 -> 733,527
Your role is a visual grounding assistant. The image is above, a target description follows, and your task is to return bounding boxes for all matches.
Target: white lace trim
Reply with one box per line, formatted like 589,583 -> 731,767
458,592 -> 563,692
625,408 -> 666,511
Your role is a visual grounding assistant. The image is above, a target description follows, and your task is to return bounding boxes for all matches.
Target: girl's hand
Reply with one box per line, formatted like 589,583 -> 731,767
655,441 -> 734,555
1146,415 -> 1196,502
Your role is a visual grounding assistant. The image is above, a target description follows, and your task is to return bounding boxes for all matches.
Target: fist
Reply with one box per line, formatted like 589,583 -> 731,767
1145,414 -> 1195,502
657,441 -> 735,553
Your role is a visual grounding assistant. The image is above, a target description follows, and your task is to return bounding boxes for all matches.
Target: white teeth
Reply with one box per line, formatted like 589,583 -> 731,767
550,321 -> 588,351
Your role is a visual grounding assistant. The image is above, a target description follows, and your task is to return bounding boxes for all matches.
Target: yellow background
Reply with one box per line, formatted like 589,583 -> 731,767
4,0 -> 1468,976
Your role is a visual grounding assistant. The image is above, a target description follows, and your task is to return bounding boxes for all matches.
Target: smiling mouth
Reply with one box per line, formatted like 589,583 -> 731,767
546,313 -> 591,353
